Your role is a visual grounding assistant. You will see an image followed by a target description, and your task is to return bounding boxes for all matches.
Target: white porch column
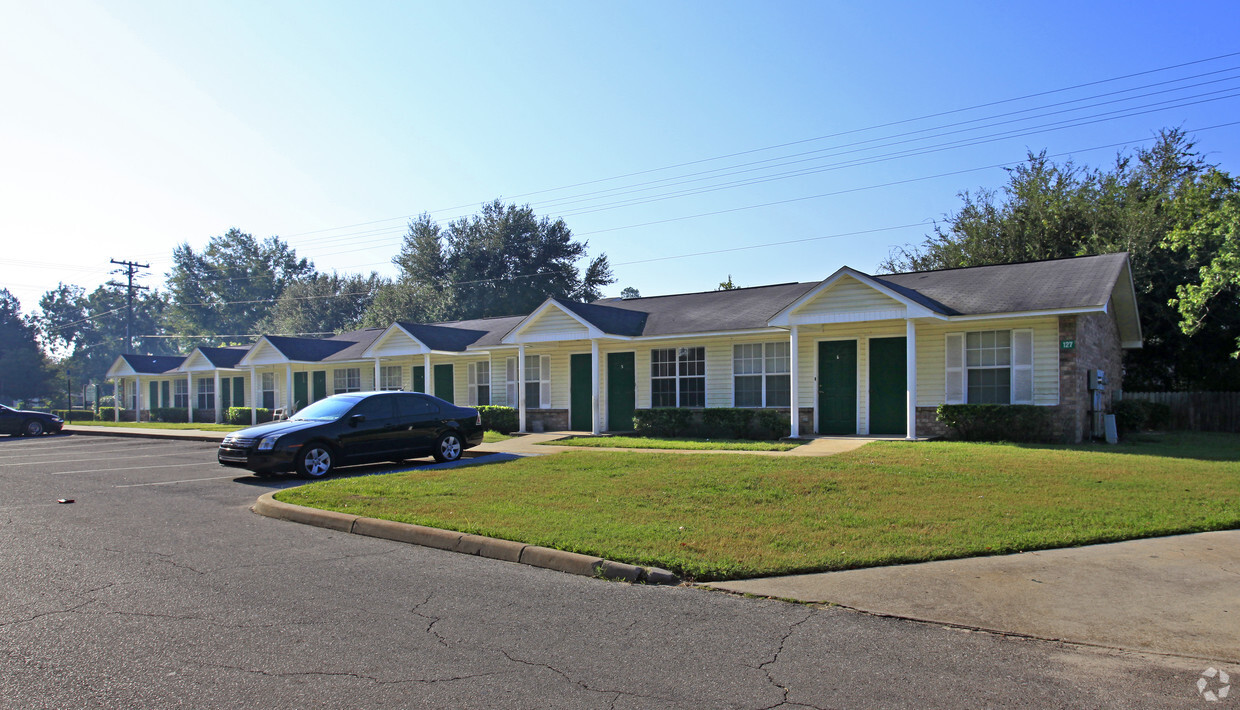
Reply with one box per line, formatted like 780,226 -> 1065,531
135,375 -> 142,422
285,364 -> 293,412
187,372 -> 194,423
423,353 -> 431,393
250,366 -> 258,425
906,319 -> 917,441
213,371 -> 221,423
373,358 -> 381,391
789,326 -> 800,438
517,343 -> 527,433
113,378 -> 120,422
590,339 -> 600,435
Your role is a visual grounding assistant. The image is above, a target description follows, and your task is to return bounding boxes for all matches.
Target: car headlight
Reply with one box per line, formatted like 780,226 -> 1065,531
257,435 -> 280,451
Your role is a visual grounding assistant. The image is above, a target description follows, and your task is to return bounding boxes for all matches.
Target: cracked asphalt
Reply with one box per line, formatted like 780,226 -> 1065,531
0,434 -> 1216,708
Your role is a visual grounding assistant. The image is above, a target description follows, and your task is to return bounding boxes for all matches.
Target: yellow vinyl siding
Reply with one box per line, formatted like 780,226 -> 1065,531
793,276 -> 904,319
913,316 -> 1059,406
522,308 -> 590,339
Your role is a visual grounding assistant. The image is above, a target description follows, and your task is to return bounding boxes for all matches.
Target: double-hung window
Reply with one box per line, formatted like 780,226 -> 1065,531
333,367 -> 361,394
379,365 -> 403,391
651,346 -> 705,408
733,342 -> 791,407
467,361 -> 491,406
261,372 -> 276,409
945,329 -> 1033,404
173,379 -> 189,408
502,356 -> 550,408
196,378 -> 214,410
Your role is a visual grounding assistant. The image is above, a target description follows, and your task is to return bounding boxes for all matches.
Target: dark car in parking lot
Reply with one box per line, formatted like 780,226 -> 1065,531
0,404 -> 63,436
217,391 -> 484,478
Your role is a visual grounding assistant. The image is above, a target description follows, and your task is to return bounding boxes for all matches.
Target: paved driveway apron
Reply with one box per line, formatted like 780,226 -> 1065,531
0,434 -> 1221,708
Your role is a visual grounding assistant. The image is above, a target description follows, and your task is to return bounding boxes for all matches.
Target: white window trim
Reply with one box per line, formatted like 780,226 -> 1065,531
945,329 -> 1034,405
379,365 -> 403,391
651,346 -> 706,408
731,342 -> 791,408
333,367 -> 361,394
196,378 -> 215,410
173,379 -> 189,409
468,361 -> 492,406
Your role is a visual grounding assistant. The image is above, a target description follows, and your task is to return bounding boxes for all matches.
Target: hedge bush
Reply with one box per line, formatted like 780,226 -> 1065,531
52,409 -> 96,421
634,408 -> 788,439
935,404 -> 1055,443
1112,399 -> 1172,435
97,407 -> 135,422
226,407 -> 273,425
149,407 -> 189,423
476,406 -> 518,434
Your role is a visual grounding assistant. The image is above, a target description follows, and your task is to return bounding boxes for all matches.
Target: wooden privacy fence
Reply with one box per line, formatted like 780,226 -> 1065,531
1123,391 -> 1240,432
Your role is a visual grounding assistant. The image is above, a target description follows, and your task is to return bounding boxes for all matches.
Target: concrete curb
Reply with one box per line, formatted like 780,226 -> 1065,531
63,426 -> 226,443
252,491 -> 681,585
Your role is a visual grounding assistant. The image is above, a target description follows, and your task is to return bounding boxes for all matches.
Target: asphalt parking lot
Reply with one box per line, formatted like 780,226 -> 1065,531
0,433 -> 1220,708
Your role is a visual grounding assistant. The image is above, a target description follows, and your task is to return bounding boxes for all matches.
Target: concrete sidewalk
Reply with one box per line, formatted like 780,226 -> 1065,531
63,424 -> 228,442
709,530 -> 1240,663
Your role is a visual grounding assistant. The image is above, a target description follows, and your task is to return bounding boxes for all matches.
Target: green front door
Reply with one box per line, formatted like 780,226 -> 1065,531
434,364 -> 454,403
869,337 -> 907,436
311,371 -> 327,402
412,366 -> 426,393
161,381 -> 170,408
293,372 -> 308,411
232,377 -> 245,408
606,352 -> 635,431
818,340 -> 857,435
149,381 -> 159,410
570,353 -> 593,431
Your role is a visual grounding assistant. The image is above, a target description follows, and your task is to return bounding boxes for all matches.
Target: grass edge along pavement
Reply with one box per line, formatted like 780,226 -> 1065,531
274,432 -> 1240,582
546,435 -> 804,451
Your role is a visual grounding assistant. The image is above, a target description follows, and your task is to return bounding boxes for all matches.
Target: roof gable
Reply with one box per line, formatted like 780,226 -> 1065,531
768,268 -> 937,326
107,354 -> 185,377
503,299 -> 602,344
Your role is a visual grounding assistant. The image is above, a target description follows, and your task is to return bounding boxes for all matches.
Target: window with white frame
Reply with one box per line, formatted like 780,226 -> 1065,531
733,342 -> 791,407
196,378 -> 214,410
502,355 -> 550,408
261,372 -> 276,409
173,379 -> 189,408
651,346 -> 705,408
333,367 -> 361,394
945,329 -> 1033,405
468,361 -> 491,406
379,365 -> 403,391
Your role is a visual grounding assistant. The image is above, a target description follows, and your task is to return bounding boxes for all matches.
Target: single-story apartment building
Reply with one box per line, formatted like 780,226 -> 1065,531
106,252 -> 1141,442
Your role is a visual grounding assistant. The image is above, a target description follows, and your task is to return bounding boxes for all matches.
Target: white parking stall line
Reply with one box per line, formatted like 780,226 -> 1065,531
53,462 -> 222,475
0,443 -> 190,462
0,452 -> 187,467
115,474 -> 246,488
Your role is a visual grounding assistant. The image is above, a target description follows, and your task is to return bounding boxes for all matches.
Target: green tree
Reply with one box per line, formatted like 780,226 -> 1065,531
1165,169 -> 1240,358
371,201 -> 614,323
37,283 -> 171,384
260,272 -> 387,336
717,275 -> 739,290
882,129 -> 1239,390
0,289 -> 52,402
620,286 -> 641,299
164,228 -> 314,347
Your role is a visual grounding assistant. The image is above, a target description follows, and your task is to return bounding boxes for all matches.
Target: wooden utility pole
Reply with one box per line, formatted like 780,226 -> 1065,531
107,259 -> 150,353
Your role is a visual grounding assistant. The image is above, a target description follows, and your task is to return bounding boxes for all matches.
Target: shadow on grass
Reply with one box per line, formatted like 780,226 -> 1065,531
997,431 -> 1240,462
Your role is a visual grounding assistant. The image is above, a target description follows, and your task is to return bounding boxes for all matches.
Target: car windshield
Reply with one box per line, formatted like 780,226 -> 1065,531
290,397 -> 359,421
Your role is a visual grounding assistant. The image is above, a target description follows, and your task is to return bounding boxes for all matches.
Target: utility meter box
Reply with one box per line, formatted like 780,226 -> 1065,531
1087,369 -> 1106,391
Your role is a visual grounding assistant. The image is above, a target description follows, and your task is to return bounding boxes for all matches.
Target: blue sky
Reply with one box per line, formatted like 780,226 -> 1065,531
2,0 -> 1238,322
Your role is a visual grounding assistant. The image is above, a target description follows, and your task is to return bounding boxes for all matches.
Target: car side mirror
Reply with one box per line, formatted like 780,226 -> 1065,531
349,414 -> 366,427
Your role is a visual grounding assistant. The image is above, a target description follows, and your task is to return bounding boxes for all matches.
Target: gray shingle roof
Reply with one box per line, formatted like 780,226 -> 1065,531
590,282 -> 816,335
196,346 -> 249,368
398,315 -> 526,351
874,253 -> 1130,316
260,328 -> 385,362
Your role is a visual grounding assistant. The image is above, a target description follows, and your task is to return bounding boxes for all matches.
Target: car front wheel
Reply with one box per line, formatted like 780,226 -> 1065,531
433,432 -> 462,463
297,443 -> 335,478
23,420 -> 44,436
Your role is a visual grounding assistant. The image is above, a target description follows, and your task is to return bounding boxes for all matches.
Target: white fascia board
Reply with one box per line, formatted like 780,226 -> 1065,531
768,267 -> 937,326
628,328 -> 786,342
105,356 -> 137,378
236,337 -> 289,367
360,323 -> 431,358
942,306 -> 1106,322
501,299 -> 604,344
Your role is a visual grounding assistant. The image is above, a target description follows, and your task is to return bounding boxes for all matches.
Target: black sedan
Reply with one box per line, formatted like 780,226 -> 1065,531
0,404 -> 64,436
217,391 -> 484,478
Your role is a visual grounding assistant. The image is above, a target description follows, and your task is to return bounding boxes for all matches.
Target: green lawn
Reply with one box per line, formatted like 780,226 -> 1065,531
482,431 -> 513,443
70,421 -> 244,432
547,435 -> 803,451
275,432 -> 1240,581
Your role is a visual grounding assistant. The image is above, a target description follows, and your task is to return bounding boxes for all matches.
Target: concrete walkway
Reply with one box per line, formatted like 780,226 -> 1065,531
709,530 -> 1240,663
64,424 -> 228,442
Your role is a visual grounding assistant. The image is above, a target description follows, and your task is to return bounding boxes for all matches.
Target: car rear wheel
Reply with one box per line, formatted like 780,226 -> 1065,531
23,420 -> 44,436
296,443 -> 335,478
433,432 -> 462,463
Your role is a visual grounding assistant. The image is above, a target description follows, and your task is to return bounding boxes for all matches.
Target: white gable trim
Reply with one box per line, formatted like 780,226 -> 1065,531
502,299 -> 604,344
361,323 -> 431,358
237,337 -> 291,367
105,356 -> 137,378
768,267 -> 937,327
